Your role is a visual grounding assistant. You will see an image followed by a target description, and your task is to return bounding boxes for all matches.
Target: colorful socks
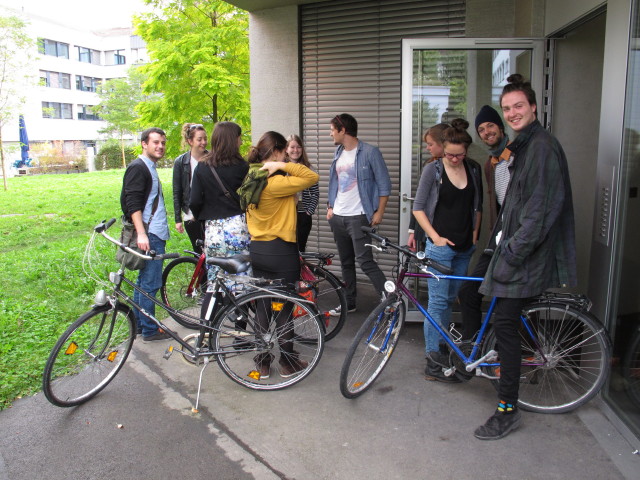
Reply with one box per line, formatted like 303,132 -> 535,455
497,400 -> 516,414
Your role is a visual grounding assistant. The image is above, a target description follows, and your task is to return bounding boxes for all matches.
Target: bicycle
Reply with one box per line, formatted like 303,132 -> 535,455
42,219 -> 325,409
339,226 -> 612,414
161,246 -> 348,340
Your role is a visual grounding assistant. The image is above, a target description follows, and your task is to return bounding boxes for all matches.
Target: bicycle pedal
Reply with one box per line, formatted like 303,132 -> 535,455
163,345 -> 174,360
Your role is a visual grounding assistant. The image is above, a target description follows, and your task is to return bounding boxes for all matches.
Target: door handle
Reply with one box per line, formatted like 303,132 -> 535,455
402,193 -> 414,202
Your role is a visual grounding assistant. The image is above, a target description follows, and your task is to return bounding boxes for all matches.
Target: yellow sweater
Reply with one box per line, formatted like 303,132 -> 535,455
247,163 -> 319,242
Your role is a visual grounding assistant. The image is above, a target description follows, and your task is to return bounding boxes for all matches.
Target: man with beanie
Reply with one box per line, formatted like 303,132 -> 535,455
458,105 -> 512,341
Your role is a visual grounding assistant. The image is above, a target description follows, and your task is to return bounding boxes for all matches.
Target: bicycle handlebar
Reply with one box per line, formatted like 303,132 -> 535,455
361,226 -> 454,275
95,218 -> 180,262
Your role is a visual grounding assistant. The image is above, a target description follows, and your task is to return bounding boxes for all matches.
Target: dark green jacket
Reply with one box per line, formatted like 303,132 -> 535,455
479,120 -> 577,298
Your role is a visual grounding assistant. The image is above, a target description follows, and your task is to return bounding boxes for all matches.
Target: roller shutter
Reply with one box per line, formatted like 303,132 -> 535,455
301,0 -> 465,281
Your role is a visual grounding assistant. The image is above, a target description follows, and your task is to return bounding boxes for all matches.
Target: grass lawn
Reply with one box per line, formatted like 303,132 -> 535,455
0,168 -> 189,409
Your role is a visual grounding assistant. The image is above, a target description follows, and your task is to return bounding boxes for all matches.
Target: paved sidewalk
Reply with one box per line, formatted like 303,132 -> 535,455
1,287 -> 639,480
138,287 -> 639,479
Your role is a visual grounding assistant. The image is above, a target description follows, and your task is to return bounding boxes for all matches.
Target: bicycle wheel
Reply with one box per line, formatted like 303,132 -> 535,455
481,301 -> 611,413
622,328 -> 640,408
43,303 -> 135,407
308,265 -> 347,341
212,290 -> 324,390
161,256 -> 205,329
340,294 -> 406,399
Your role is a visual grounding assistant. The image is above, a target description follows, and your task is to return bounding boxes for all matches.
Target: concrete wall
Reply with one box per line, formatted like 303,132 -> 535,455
466,0 -> 545,37
248,5 -> 300,143
544,0 -> 605,36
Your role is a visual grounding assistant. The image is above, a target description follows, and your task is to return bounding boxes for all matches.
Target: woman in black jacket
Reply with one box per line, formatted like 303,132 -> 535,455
190,121 -> 250,303
172,123 -> 207,251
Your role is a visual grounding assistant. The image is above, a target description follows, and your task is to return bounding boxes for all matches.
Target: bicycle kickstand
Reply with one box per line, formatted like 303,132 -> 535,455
192,357 -> 212,414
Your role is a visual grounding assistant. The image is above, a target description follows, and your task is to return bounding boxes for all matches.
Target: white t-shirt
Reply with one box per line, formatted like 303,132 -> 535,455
333,147 -> 364,216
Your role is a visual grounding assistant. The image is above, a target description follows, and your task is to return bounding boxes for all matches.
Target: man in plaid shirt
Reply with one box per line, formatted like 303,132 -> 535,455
474,74 -> 577,440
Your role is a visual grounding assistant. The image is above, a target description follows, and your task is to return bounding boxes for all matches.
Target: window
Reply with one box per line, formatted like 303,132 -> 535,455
39,70 -> 71,89
42,102 -> 73,119
105,50 -> 127,65
76,75 -> 102,92
77,46 -> 101,65
38,39 -> 69,59
77,105 -> 100,121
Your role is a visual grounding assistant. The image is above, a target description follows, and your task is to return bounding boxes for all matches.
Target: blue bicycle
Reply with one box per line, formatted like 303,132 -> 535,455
339,227 -> 612,414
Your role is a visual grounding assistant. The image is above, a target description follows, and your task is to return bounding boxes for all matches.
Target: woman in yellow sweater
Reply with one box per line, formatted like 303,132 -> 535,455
246,131 -> 319,379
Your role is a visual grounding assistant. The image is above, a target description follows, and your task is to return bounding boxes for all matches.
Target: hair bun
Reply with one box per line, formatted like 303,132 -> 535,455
450,118 -> 469,131
506,73 -> 525,85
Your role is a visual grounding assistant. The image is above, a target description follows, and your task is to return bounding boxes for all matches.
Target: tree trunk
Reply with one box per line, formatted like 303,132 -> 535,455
0,127 -> 8,191
120,135 -> 126,168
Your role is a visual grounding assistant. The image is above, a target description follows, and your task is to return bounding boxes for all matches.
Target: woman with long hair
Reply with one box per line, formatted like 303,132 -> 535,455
412,118 -> 483,382
172,123 -> 207,251
246,131 -> 319,379
190,121 -> 250,313
285,134 -> 319,252
407,122 -> 449,252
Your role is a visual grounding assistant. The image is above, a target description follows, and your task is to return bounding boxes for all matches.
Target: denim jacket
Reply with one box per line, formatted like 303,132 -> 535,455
328,140 -> 391,223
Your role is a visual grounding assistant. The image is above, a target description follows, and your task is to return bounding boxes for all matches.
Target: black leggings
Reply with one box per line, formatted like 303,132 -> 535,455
250,239 -> 300,355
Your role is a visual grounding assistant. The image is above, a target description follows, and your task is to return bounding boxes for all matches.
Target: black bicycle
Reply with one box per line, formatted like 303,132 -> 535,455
42,219 -> 325,409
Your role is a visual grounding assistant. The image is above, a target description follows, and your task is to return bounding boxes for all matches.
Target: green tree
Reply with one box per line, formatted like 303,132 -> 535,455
0,15 -> 34,191
95,67 -> 147,168
135,0 -> 250,159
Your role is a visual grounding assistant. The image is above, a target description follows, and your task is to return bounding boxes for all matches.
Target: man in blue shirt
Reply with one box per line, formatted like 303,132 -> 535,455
120,127 -> 171,341
327,113 -> 391,315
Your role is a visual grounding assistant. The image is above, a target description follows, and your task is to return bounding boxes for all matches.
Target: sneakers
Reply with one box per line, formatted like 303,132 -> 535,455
424,354 -> 460,383
474,408 -> 522,440
254,352 -> 274,379
279,352 -> 309,378
328,305 -> 356,317
142,331 -> 172,342
426,350 -> 451,369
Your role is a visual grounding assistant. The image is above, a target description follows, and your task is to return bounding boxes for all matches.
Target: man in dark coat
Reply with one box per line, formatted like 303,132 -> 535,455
474,75 -> 577,440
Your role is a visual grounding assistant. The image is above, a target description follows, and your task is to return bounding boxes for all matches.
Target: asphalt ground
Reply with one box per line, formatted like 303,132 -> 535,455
1,287 -> 639,480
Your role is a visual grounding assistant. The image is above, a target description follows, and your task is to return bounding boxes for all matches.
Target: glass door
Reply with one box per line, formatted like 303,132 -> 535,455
400,38 -> 544,316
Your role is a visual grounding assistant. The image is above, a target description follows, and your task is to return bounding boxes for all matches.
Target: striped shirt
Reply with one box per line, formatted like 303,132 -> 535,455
297,183 -> 320,215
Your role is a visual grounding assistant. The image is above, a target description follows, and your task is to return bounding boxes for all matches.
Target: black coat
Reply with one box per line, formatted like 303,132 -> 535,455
172,151 -> 192,223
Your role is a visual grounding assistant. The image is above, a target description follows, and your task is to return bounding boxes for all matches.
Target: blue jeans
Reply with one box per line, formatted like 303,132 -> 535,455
424,240 -> 475,354
134,233 -> 166,337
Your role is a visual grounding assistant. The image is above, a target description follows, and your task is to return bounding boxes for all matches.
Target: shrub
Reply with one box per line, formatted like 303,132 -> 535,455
29,141 -> 87,173
96,140 -> 136,170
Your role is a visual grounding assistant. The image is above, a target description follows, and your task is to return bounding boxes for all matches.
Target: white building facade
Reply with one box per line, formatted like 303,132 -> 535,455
1,6 -> 146,166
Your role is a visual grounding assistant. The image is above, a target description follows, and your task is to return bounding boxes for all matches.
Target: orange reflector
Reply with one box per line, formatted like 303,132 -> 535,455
271,301 -> 284,311
65,342 -> 78,355
353,382 -> 364,388
248,370 -> 261,380
107,351 -> 118,362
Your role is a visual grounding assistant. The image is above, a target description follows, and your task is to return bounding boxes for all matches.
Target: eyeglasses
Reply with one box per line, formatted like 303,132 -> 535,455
189,124 -> 203,130
444,152 -> 466,160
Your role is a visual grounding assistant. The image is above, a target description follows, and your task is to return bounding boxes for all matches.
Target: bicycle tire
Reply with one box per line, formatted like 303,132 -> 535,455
212,290 -> 324,390
481,301 -> 612,414
622,327 -> 640,408
307,265 -> 347,341
42,303 -> 135,407
340,294 -> 406,399
161,256 -> 205,329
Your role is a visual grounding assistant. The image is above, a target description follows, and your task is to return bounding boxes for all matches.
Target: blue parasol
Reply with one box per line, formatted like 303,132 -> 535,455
19,115 -> 30,167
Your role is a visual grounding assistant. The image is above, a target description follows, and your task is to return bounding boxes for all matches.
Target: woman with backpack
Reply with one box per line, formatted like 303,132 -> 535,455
245,131 -> 319,379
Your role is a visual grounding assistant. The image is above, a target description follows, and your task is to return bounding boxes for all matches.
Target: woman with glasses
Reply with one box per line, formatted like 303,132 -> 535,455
412,118 -> 483,383
172,123 -> 208,251
285,134 -> 319,252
